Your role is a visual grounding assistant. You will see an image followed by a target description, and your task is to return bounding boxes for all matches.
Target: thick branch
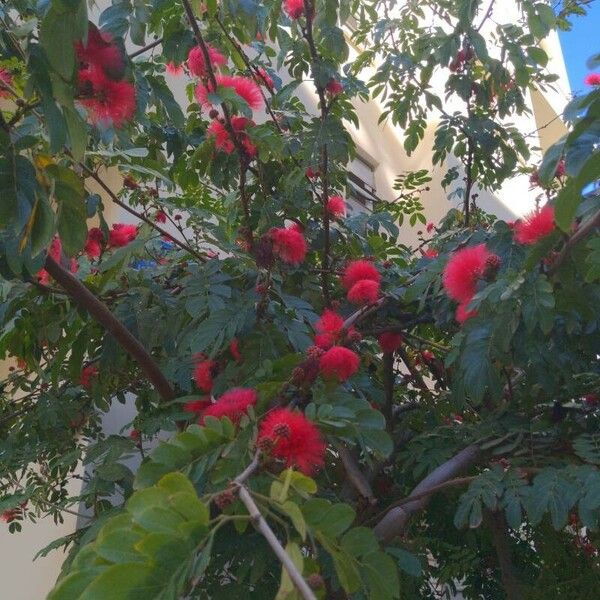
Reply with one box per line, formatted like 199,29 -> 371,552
373,444 -> 480,544
337,444 -> 376,504
486,510 -> 523,600
233,454 -> 317,600
44,257 -> 175,401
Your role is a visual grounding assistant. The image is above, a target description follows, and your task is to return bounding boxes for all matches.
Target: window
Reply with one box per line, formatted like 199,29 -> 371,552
346,155 -> 378,215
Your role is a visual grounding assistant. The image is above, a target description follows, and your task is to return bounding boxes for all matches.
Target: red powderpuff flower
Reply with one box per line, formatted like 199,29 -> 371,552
270,226 -> 308,265
315,309 -> 344,337
207,117 -> 257,156
256,67 -> 274,90
341,259 -> 381,290
284,0 -> 305,19
325,79 -> 343,96
207,119 -> 235,154
306,166 -> 319,179
1,508 -> 21,523
201,387 -> 257,424
193,359 -> 217,393
442,244 -> 493,303
80,364 -> 99,389
184,398 -> 212,415
421,247 -> 439,259
154,210 -> 167,223
327,195 -> 346,218
584,73 -> 600,86
319,346 -> 360,381
426,222 -> 435,233
49,236 -> 62,261
229,339 -> 242,362
232,115 -> 258,156
0,68 -> 13,98
195,74 -> 263,111
347,279 -> 380,305
456,301 -> 477,324
129,429 -> 141,442
258,408 -> 326,475
37,269 -> 50,285
75,25 -> 125,80
166,62 -> 184,76
84,227 -> 105,259
378,332 -> 403,354
108,223 -> 137,247
513,205 -> 555,245
37,236 -> 63,283
187,45 -> 227,78
78,67 -> 136,127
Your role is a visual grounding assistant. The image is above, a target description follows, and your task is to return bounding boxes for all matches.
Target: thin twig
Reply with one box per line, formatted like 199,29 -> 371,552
475,0 -> 496,32
551,206 -> 600,274
397,345 -> 429,393
342,297 -> 388,331
232,453 -> 317,600
75,160 -> 207,263
129,38 -> 163,59
302,0 -> 332,304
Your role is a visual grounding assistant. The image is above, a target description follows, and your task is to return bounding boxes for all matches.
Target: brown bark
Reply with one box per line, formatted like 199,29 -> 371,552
486,510 -> 523,600
44,256 -> 175,402
373,444 -> 480,543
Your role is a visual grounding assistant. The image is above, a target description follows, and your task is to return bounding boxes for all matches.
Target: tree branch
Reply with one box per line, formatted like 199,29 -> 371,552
382,352 -> 394,429
342,297 -> 387,331
486,510 -> 523,600
396,345 -> 429,393
550,206 -> 600,274
75,160 -> 207,262
129,38 -> 163,59
336,444 -> 377,504
44,256 -> 175,402
302,0 -> 332,305
373,444 -> 480,544
233,453 -> 317,600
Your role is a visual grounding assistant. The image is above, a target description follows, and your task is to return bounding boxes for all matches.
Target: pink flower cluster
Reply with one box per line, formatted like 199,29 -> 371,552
75,25 -> 135,128
442,244 -> 499,324
341,259 -> 381,305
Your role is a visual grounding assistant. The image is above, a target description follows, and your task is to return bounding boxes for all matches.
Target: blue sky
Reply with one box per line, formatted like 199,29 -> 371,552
558,3 -> 600,94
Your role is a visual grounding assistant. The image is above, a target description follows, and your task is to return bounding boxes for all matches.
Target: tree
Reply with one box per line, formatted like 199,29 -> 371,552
1,0 -> 599,598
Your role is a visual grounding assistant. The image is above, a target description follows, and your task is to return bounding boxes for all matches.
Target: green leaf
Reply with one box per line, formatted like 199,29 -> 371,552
387,547 -> 422,577
280,501 -> 307,540
79,563 -> 160,600
362,551 -> 400,599
573,434 -> 600,465
340,527 -> 379,558
303,499 -> 355,538
48,568 -> 106,600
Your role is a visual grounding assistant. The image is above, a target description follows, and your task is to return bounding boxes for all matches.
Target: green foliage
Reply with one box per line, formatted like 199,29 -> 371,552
1,0 -> 600,599
48,473 -> 210,600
